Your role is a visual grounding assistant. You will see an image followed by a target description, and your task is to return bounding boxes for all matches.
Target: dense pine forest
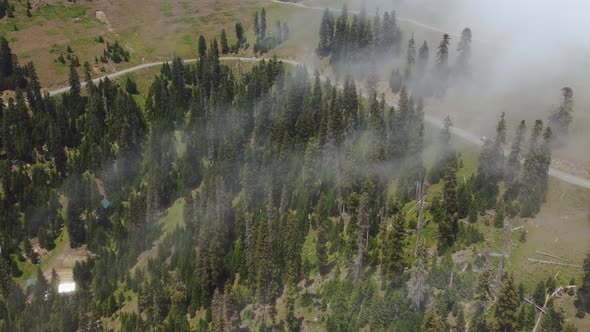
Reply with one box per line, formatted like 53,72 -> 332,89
0,4 -> 589,331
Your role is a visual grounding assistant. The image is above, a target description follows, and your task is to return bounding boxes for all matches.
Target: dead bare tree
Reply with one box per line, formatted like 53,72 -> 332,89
407,245 -> 429,310
494,221 -> 513,298
531,283 -> 577,332
527,258 -> 582,269
414,180 -> 427,257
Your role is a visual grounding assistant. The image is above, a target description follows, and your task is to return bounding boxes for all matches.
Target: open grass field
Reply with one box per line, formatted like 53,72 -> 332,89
3,0 -> 322,90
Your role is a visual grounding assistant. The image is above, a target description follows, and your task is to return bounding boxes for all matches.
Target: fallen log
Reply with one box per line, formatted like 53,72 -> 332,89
523,297 -> 547,314
535,251 -> 568,262
527,258 -> 582,268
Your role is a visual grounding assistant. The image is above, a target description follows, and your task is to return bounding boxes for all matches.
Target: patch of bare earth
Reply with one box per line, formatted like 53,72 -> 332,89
31,237 -> 90,283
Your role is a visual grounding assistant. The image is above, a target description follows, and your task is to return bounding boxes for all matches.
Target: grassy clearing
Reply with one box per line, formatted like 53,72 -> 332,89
15,229 -> 69,286
81,17 -> 95,29
302,229 -> 319,276
509,178 -> 590,288
161,197 -> 186,235
129,197 -> 186,274
161,0 -> 174,17
38,3 -> 87,20
45,28 -> 59,36
3,0 -> 321,88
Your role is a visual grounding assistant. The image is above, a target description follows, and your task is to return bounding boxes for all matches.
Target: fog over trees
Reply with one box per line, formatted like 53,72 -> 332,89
0,1 -> 588,331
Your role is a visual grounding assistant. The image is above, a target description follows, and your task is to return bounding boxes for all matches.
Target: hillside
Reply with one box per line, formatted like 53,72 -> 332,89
1,1 -> 590,331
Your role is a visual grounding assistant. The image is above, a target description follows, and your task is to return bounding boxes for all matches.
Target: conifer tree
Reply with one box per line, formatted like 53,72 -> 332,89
284,284 -> 299,331
417,41 -> 429,74
318,9 -> 335,56
254,11 -> 260,38
353,192 -> 369,282
420,308 -> 446,331
331,5 -> 348,61
381,10 -> 402,54
383,214 -> 406,282
434,34 -> 451,95
198,35 -> 207,57
436,34 -> 450,69
373,9 -> 381,51
430,115 -> 456,183
475,113 -> 506,209
0,1 -> 6,19
235,22 -> 245,47
534,280 -> 546,306
541,300 -> 564,331
260,8 -> 267,40
389,68 -> 402,94
505,120 -> 526,185
220,29 -> 229,54
438,171 -> 459,251
575,251 -> 590,317
549,87 -> 574,145
405,34 -> 416,79
520,120 -> 552,217
495,274 -> 520,332
68,62 -> 81,97
456,28 -> 472,76
315,194 -> 329,270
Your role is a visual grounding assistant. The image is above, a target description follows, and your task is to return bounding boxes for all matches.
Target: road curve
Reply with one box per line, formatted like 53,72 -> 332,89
47,56 -> 590,190
48,57 -> 302,96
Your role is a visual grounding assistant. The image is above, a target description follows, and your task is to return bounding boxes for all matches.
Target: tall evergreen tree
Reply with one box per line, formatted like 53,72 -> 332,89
575,251 -> 590,317
405,34 -> 416,79
198,35 -> 207,57
549,87 -> 574,145
436,34 -> 450,69
315,194 -> 329,270
420,308 -> 446,331
456,28 -> 472,76
260,8 -> 267,40
235,22 -> 245,47
495,274 -> 520,332
383,214 -> 406,282
318,9 -> 335,56
220,29 -> 229,54
520,120 -> 552,217
505,120 -> 526,184
0,36 -> 14,79
475,113 -> 506,209
438,171 -> 459,251
417,41 -> 429,75
353,192 -> 369,282
430,115 -> 456,183
254,11 -> 260,38
68,62 -> 81,98
434,34 -> 451,96
541,300 -> 564,332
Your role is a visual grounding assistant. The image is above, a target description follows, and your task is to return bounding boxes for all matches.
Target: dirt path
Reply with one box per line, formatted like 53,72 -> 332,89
31,236 -> 89,283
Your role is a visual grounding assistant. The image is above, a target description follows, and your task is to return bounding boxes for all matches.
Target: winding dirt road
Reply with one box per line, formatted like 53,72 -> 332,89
47,56 -> 590,189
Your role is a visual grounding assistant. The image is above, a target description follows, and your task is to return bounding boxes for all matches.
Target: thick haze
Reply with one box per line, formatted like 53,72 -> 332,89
335,0 -> 590,162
